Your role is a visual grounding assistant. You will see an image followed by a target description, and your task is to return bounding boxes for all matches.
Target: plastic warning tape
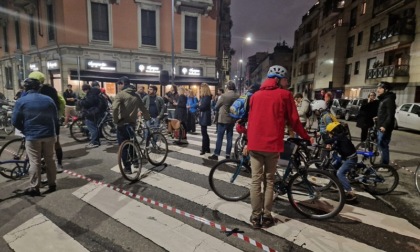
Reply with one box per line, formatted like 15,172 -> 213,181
64,170 -> 277,252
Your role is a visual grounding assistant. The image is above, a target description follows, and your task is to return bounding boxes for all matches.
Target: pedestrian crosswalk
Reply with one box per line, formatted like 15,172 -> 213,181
1,125 -> 420,252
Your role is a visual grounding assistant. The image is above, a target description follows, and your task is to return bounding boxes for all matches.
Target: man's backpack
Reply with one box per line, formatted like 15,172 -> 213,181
229,95 -> 247,119
98,94 -> 108,113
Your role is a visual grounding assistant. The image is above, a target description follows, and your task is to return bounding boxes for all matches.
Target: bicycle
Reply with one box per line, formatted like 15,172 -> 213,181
415,162 -> 420,195
70,110 -> 117,142
118,122 -> 168,181
355,123 -> 382,165
209,138 -> 346,220
308,149 -> 399,195
0,137 -> 29,179
0,105 -> 15,135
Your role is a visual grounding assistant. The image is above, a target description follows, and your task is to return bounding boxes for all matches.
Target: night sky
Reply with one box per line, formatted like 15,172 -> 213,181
230,0 -> 318,77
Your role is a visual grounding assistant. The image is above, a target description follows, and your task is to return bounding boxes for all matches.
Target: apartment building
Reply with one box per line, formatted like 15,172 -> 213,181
0,0 -> 228,99
293,0 -> 420,105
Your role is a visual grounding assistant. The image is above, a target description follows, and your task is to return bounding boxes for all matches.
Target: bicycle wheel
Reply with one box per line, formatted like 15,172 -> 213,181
233,134 -> 245,159
145,132 -> 168,166
0,138 -> 27,179
355,142 -> 382,165
287,168 -> 345,220
415,163 -> 420,195
118,140 -> 142,181
101,119 -> 117,141
362,164 -> 399,195
209,158 -> 251,201
70,118 -> 89,142
4,118 -> 14,135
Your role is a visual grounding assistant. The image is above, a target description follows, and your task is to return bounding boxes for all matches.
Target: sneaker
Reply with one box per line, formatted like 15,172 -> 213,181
225,155 -> 231,159
345,192 -> 357,202
56,164 -> 64,173
24,187 -> 41,197
208,154 -> 218,160
65,124 -> 69,128
44,185 -> 57,194
261,216 -> 275,228
123,168 -> 132,175
249,215 -> 262,229
86,143 -> 99,149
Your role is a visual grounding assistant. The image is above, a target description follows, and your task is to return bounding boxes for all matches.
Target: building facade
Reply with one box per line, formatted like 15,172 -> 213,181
292,0 -> 420,105
0,0 -> 228,99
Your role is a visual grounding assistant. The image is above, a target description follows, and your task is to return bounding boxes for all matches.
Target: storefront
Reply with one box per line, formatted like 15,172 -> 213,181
47,60 -> 62,93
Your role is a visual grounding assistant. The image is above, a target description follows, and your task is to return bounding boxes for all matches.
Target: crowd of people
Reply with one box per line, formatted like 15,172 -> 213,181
10,66 -> 397,230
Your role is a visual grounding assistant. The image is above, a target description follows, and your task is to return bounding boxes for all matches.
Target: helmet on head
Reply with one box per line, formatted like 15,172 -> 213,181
326,122 -> 345,135
116,76 -> 130,86
28,71 -> 45,84
311,100 -> 327,112
91,80 -> 100,87
267,65 -> 287,79
23,78 -> 41,91
377,81 -> 391,91
236,123 -> 247,134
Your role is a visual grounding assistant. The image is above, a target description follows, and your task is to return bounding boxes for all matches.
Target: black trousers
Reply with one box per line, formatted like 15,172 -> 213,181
201,125 -> 210,152
360,127 -> 369,142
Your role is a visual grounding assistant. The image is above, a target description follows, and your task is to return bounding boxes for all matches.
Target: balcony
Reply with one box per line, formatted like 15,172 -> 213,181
175,0 -> 213,15
373,0 -> 405,16
369,22 -> 415,51
366,64 -> 409,82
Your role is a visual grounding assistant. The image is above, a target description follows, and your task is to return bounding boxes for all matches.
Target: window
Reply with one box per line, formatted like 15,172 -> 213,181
184,15 -> 198,50
345,64 -> 352,84
5,67 -> 13,90
357,31 -> 363,45
411,104 -> 420,114
400,104 -> 412,112
46,2 -> 55,41
349,7 -> 357,29
141,9 -> 156,46
346,36 -> 355,58
361,1 -> 367,15
29,15 -> 36,46
3,26 -> 8,53
91,2 -> 109,41
15,19 -> 21,50
354,61 -> 360,75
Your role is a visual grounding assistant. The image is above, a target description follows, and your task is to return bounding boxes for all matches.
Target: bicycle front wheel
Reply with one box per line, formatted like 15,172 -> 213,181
101,119 -> 117,141
363,164 -> 399,195
118,140 -> 142,181
145,132 -> 168,166
287,168 -> 345,220
0,138 -> 27,179
70,118 -> 89,142
209,159 -> 251,201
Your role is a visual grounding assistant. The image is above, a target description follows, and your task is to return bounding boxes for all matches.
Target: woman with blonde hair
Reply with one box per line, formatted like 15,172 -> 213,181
198,83 -> 212,154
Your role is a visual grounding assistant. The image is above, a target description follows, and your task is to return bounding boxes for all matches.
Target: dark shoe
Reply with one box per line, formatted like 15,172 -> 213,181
24,187 -> 41,197
200,150 -> 206,155
225,155 -> 231,159
123,168 -> 132,175
44,185 -> 56,194
345,192 -> 357,202
261,216 -> 275,228
208,154 -> 218,160
249,215 -> 262,229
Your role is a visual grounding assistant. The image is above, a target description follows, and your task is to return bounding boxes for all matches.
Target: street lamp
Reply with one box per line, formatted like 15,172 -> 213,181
239,36 -> 251,94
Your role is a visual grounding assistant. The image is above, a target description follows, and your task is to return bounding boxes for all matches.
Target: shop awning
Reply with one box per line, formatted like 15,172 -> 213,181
69,70 -> 219,85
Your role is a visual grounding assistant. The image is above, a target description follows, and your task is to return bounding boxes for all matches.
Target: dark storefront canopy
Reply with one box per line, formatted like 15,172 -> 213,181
69,70 -> 219,85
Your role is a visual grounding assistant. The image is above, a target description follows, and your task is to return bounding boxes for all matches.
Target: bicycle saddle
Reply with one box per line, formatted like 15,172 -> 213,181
287,138 -> 310,146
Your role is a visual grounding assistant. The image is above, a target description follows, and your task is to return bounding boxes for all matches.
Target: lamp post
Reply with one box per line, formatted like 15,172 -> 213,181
239,36 -> 251,94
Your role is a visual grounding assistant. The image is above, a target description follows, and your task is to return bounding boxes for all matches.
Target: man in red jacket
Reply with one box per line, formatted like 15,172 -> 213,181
245,65 -> 313,229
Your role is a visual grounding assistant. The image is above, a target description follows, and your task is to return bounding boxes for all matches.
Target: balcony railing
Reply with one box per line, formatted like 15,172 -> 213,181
369,22 -> 415,50
366,64 -> 409,79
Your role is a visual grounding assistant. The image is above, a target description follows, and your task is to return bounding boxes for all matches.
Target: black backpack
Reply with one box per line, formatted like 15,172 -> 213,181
98,93 -> 108,113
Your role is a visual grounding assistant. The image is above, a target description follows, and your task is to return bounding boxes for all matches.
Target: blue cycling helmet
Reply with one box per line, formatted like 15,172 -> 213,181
267,65 -> 287,79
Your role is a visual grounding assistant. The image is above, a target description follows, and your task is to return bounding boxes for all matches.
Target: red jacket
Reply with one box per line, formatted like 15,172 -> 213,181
247,78 -> 310,153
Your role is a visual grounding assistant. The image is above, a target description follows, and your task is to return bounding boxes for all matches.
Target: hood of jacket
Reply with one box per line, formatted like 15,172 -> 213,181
260,78 -> 279,91
121,86 -> 136,95
378,91 -> 396,101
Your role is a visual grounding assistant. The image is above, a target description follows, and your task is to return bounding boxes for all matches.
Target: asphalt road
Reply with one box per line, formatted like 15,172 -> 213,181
0,122 -> 419,252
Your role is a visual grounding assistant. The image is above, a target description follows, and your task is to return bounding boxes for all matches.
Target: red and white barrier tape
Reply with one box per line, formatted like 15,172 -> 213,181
64,170 -> 278,252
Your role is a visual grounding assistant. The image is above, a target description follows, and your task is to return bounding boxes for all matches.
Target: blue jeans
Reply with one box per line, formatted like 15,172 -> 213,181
214,123 -> 234,156
144,118 -> 160,141
117,124 -> 133,169
336,156 -> 357,192
377,131 -> 391,165
85,119 -> 100,145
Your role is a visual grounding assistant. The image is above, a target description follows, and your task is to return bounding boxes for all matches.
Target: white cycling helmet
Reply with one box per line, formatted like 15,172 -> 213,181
311,100 -> 327,112
267,65 -> 287,79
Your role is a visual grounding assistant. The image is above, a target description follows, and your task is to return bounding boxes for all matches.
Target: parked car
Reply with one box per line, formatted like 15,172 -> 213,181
344,98 -> 367,121
395,103 -> 420,131
331,98 -> 350,119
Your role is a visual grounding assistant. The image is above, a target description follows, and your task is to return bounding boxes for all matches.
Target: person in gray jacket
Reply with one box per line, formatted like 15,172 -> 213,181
142,85 -> 165,140
209,81 -> 240,160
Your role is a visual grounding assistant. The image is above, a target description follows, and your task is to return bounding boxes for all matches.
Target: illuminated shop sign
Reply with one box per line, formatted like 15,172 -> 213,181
86,60 -> 117,71
179,66 -> 203,76
29,63 -> 40,71
135,63 -> 162,74
47,60 -> 59,70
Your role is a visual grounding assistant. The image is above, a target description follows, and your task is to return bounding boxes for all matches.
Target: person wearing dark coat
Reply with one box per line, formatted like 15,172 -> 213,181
198,83 -> 212,155
376,82 -> 397,165
356,92 -> 379,142
174,87 -> 188,143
